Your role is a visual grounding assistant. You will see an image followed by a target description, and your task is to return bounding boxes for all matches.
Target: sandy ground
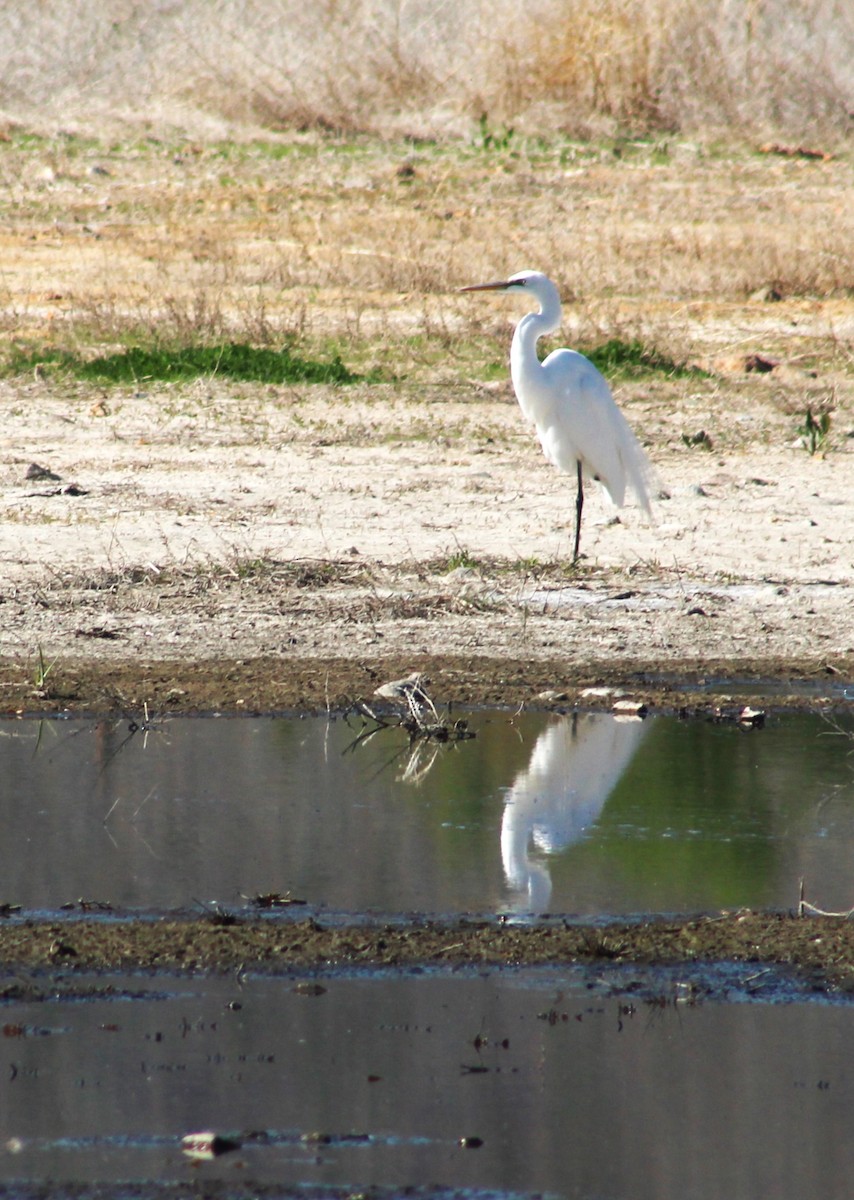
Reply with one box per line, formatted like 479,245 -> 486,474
1,363 -> 852,714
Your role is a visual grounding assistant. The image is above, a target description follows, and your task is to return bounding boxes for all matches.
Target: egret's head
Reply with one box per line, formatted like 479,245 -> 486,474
460,271 -> 562,327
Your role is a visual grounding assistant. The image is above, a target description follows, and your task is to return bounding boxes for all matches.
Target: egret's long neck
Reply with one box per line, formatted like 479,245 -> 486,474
510,298 -> 561,395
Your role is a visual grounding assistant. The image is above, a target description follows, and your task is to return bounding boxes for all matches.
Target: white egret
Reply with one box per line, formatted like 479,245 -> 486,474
461,270 -> 655,561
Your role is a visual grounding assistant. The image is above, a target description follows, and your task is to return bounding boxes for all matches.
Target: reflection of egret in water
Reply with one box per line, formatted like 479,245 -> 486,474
501,713 -> 647,913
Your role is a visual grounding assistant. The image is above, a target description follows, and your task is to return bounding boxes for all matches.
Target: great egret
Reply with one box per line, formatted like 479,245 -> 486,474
461,270 -> 654,561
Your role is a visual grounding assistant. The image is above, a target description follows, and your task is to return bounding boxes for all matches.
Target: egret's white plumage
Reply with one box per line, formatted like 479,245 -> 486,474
461,270 -> 654,560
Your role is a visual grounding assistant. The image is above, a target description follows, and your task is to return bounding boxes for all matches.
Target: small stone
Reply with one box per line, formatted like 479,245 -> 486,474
25,463 -> 61,482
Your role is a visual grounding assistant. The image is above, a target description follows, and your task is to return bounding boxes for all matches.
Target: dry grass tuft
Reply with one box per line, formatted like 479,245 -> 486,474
506,0 -> 854,143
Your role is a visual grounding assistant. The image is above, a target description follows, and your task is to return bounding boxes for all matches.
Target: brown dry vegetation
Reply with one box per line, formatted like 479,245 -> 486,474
1,127 -> 852,361
1,0 -> 851,355
1,0 -> 852,143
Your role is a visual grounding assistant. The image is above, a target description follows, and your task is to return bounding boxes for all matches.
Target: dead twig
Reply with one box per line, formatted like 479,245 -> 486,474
797,877 -> 854,919
341,674 -> 476,782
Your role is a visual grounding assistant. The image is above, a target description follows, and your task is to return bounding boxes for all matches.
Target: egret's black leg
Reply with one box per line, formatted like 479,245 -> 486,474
573,460 -> 584,562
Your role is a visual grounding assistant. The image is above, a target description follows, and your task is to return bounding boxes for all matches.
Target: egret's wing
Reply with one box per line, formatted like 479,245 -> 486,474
538,349 -> 654,512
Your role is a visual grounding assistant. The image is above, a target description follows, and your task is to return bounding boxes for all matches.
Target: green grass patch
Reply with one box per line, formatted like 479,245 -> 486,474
4,342 -> 372,385
424,550 -> 588,580
585,338 -> 704,380
433,546 -> 482,573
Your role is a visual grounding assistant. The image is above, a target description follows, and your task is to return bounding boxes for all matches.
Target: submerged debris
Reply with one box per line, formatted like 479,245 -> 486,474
798,877 -> 854,920
373,672 -> 439,724
194,899 -> 242,926
242,891 -> 308,909
342,673 -> 475,785
353,672 -> 476,744
181,1131 -> 242,1160
710,704 -> 766,728
59,898 -> 113,913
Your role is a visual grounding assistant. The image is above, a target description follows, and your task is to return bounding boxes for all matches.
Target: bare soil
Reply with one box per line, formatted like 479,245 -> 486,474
2,352 -> 852,716
2,368 -> 852,717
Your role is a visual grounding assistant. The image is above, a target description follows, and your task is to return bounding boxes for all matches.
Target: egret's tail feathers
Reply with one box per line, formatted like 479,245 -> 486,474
620,434 -> 659,520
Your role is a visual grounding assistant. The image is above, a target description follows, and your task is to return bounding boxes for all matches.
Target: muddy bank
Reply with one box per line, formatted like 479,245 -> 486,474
1,912 -> 853,995
4,652 -> 853,718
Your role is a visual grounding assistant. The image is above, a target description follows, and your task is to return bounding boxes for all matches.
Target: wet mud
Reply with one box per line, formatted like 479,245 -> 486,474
1,911 -> 853,998
4,652 -> 851,718
0,1188 -> 492,1200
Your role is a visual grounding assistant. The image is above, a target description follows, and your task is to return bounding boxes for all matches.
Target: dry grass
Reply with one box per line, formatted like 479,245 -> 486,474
0,5 -> 851,389
0,126 -> 850,380
0,0 -> 851,144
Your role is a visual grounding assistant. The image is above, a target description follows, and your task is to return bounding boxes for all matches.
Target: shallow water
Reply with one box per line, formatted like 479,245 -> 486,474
2,709 -> 853,917
2,970 -> 852,1199
3,708 -> 854,1199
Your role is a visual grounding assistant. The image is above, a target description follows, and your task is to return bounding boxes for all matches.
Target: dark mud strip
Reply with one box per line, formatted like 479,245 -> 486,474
0,1187 -> 491,1200
3,652 -> 852,716
1,913 -> 853,994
